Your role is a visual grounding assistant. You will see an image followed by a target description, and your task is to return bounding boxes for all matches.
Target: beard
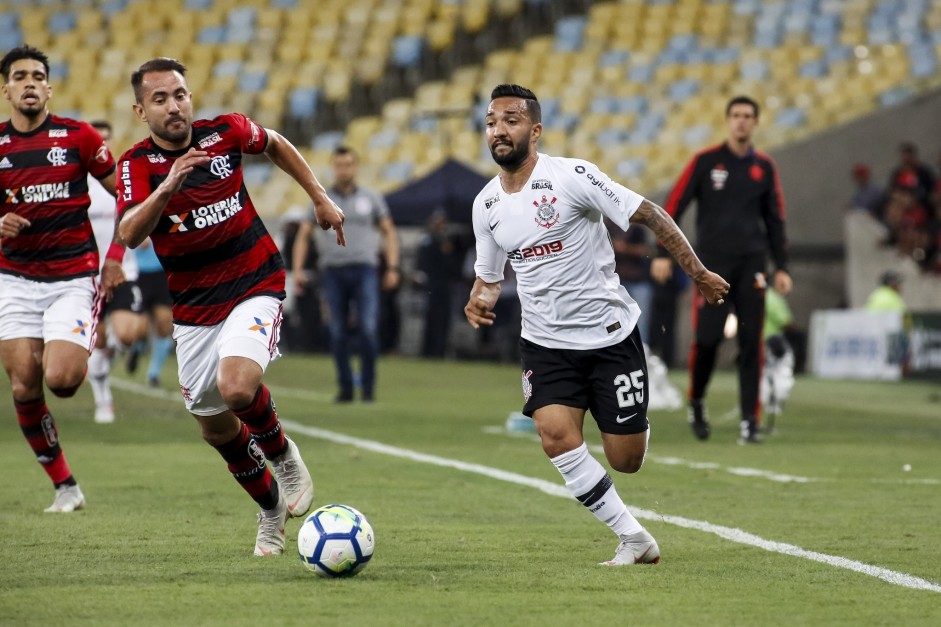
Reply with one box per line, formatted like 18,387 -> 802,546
490,140 -> 528,169
15,99 -> 45,120
151,116 -> 191,145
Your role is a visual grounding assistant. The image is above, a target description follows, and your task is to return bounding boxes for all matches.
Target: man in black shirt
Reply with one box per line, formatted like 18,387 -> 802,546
652,95 -> 791,444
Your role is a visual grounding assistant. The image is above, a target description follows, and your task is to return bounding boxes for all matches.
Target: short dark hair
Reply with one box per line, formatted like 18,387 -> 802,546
90,120 -> 112,134
1,45 -> 50,82
726,95 -> 760,119
131,57 -> 187,103
490,83 -> 541,124
333,145 -> 357,160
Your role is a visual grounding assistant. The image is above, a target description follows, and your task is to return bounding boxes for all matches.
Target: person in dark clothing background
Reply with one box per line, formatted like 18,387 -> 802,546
651,95 -> 791,445
414,209 -> 461,357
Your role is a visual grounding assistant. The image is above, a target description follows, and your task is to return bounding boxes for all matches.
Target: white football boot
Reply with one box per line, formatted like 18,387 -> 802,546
94,404 -> 115,424
600,529 -> 661,565
44,484 -> 86,513
253,493 -> 288,557
270,437 -> 313,518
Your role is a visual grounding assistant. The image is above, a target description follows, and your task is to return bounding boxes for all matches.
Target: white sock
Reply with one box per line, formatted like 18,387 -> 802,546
87,348 -> 112,408
550,442 -> 643,538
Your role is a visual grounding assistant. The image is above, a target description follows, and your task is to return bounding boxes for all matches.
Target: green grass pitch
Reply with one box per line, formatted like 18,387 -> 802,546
2,353 -> 939,626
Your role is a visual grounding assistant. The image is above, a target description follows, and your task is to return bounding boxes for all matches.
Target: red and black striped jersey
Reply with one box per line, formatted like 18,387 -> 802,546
0,114 -> 115,281
663,143 -> 788,271
115,113 -> 285,326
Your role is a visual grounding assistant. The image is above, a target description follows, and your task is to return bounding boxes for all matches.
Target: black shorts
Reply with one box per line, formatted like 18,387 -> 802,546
137,270 -> 172,311
519,326 -> 650,435
102,281 -> 143,316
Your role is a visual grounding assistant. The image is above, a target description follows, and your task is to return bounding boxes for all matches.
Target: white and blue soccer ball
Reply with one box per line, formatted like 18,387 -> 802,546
297,504 -> 375,577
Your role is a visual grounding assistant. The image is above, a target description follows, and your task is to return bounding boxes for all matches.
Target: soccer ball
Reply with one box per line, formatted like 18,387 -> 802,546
297,504 -> 375,577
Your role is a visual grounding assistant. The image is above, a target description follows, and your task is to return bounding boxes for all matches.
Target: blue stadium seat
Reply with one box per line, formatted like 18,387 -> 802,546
775,108 -> 807,129
879,86 -> 913,108
47,11 -> 77,34
198,25 -> 227,45
369,128 -> 399,150
596,128 -> 627,148
239,72 -> 267,93
382,161 -> 414,183
668,79 -> 700,102
0,13 -> 18,30
392,36 -> 424,68
740,59 -> 769,81
0,30 -> 22,50
185,0 -> 214,10
289,87 -> 320,120
49,60 -> 68,81
213,60 -> 242,78
311,131 -> 345,152
554,16 -> 585,52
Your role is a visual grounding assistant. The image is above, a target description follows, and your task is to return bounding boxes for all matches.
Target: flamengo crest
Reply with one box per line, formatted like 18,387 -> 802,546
533,194 -> 559,228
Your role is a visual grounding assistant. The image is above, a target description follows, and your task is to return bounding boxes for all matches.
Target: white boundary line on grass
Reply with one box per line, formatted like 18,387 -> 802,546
111,378 -> 941,593
279,419 -> 941,594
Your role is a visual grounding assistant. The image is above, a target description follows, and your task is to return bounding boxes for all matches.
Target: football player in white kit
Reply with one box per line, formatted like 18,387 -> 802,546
86,120 -> 147,423
465,84 -> 729,565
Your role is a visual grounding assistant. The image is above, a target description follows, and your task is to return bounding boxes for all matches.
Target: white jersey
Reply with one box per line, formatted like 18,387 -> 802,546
88,175 -> 137,280
473,153 -> 645,350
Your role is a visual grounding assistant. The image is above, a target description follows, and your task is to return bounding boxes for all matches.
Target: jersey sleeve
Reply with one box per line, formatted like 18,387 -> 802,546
761,157 -> 789,272
564,159 -> 644,231
226,112 -> 268,155
80,122 -> 116,179
471,193 -> 505,283
115,154 -> 153,217
372,189 -> 391,222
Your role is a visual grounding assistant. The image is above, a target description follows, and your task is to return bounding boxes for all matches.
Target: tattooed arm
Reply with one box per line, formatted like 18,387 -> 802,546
630,199 -> 729,304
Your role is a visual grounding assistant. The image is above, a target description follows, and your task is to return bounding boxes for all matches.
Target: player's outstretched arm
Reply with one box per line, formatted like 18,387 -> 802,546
263,129 -> 345,246
631,199 -> 729,305
464,277 -> 501,329
291,219 -> 314,294
119,148 -> 210,248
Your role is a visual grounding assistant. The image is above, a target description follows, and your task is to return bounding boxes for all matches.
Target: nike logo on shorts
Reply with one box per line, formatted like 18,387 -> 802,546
616,413 -> 638,423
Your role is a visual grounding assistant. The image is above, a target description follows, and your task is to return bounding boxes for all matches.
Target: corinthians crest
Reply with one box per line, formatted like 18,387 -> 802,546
533,194 -> 559,228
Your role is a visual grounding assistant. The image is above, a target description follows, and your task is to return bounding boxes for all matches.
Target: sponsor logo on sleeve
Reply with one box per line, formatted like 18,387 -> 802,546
248,121 -> 262,147
95,144 -> 110,164
120,160 -> 133,201
484,193 -> 501,209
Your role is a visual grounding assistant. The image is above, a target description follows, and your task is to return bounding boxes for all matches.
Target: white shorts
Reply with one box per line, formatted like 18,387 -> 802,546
174,295 -> 283,416
0,273 -> 100,350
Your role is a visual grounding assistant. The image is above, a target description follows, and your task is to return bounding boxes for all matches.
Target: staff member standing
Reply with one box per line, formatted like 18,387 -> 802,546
652,95 -> 791,444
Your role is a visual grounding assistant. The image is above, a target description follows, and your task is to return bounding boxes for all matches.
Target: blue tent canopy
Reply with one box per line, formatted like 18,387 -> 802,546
384,159 -> 489,226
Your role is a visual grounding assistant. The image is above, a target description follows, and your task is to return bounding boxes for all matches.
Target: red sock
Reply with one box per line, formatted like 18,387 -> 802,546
213,423 -> 278,510
15,398 -> 74,486
233,385 -> 287,458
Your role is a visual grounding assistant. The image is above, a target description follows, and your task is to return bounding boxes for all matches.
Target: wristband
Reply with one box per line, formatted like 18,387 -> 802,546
105,241 -> 126,262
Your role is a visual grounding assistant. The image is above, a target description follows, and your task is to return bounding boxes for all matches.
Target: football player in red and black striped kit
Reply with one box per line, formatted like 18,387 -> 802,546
0,45 -> 125,513
116,58 -> 345,555
652,95 -> 792,444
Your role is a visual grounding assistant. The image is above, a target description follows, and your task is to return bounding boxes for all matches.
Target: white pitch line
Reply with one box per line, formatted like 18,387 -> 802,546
281,419 -> 941,594
109,378 -> 941,592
